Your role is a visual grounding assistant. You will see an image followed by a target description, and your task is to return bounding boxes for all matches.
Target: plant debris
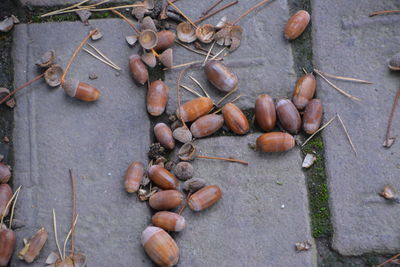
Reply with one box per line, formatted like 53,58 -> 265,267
0,17 -> 14,33
295,240 -> 312,252
76,10 -> 92,25
36,50 -> 56,68
302,153 -> 316,168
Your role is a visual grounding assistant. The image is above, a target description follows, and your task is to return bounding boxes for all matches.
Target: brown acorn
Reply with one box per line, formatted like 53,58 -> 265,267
0,163 -> 11,184
149,190 -> 183,210
148,165 -> 179,190
303,99 -> 323,134
129,54 -> 149,85
222,103 -> 249,135
0,184 -> 12,217
154,30 -> 176,52
204,60 -> 238,92
190,114 -> 224,138
154,123 -> 175,150
284,10 -> 310,40
292,73 -> 316,110
256,132 -> 295,152
188,185 -> 222,211
18,227 -> 48,263
152,211 -> 186,232
0,228 -> 16,266
124,161 -> 145,193
172,126 -> 192,144
276,99 -> 301,134
62,79 -> 100,102
255,94 -> 276,131
176,97 -> 214,122
195,24 -> 215,43
183,178 -> 207,192
141,226 -> 179,266
147,80 -> 169,116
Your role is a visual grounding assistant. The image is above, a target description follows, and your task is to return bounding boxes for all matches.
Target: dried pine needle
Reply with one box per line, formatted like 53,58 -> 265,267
337,114 -> 357,156
53,209 -> 63,260
314,69 -> 372,84
189,76 -> 210,98
302,115 -> 337,147
180,84 -> 203,97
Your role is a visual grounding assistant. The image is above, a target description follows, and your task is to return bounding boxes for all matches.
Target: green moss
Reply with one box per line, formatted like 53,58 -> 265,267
31,13 -> 77,23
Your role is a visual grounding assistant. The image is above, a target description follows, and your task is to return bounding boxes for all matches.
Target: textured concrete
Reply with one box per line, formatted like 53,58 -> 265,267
313,0 -> 400,255
175,135 -> 316,267
12,19 -> 152,266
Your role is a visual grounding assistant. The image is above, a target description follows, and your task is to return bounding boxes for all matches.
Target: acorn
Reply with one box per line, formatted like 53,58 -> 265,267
255,94 -> 276,131
148,165 -> 179,190
177,143 -> 197,161
147,80 -> 169,116
176,22 -> 196,43
172,126 -> 192,143
139,29 -> 158,49
176,97 -> 214,122
284,10 -> 310,40
195,24 -> 215,43
141,52 -> 157,68
222,103 -> 249,135
159,48 -> 173,68
62,79 -> 100,102
129,54 -> 149,85
141,16 -> 157,32
152,211 -> 186,232
18,227 -> 48,263
174,162 -> 193,181
256,132 -> 295,152
292,73 -> 316,110
141,226 -> 179,267
190,114 -> 224,138
188,185 -> 222,211
44,64 -> 63,87
154,123 -> 175,150
204,60 -> 238,92
303,99 -> 323,134
0,163 -> 11,184
154,30 -> 176,52
0,227 -> 16,266
183,178 -> 207,192
276,99 -> 301,134
0,184 -> 12,217
149,190 -> 183,210
124,161 -> 145,193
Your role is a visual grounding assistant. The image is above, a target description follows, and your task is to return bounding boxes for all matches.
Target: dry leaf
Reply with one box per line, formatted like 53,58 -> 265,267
295,241 -> 312,252
302,153 -> 316,168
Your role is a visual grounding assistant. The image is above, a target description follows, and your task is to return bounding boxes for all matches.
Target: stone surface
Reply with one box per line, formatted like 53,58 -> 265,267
12,19 -> 153,266
20,0 -> 125,7
313,0 -> 400,255
174,135 -> 316,266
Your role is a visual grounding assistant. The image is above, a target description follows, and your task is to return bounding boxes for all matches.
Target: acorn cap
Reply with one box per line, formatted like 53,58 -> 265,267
178,142 -> 197,161
36,50 -> 56,68
195,24 -> 215,44
141,16 -> 157,32
143,0 -> 155,9
159,48 -> 173,68
62,78 -> 79,97
389,52 -> 400,71
215,16 -> 227,29
229,25 -> 243,51
139,29 -> 158,49
141,52 -> 157,68
173,126 -> 192,143
126,35 -> 138,46
44,64 -> 64,87
91,28 -> 103,41
176,22 -> 196,43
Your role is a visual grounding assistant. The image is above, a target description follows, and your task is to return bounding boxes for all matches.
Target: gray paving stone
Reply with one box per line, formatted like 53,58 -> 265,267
313,0 -> 400,256
174,135 -> 316,267
12,19 -> 152,266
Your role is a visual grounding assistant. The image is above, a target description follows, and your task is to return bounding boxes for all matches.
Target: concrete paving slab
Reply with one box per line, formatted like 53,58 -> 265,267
12,19 -> 153,266
313,0 -> 400,256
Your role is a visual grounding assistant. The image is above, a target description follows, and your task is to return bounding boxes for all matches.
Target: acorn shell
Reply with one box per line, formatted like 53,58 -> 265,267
62,79 -> 100,102
154,123 -> 175,150
204,60 -> 238,92
0,163 -> 11,184
255,94 -> 276,131
195,24 -> 215,43
303,99 -> 323,134
222,103 -> 249,135
276,99 -> 301,134
183,178 -> 207,192
36,50 -> 56,68
44,64 -> 63,87
159,48 -> 173,68
152,211 -> 186,232
389,52 -> 400,71
129,54 -> 149,85
18,228 -> 48,263
292,73 -> 316,110
256,132 -> 295,152
126,35 -> 138,46
147,80 -> 169,116
177,143 -> 197,161
176,22 -> 196,43
176,97 -> 214,122
141,16 -> 157,32
124,161 -> 145,193
0,228 -> 16,266
188,185 -> 222,211
141,226 -> 179,267
172,126 -> 192,143
139,29 -> 158,49
141,52 -> 157,68
284,10 -> 310,40
148,165 -> 179,190
173,162 -> 193,181
154,30 -> 176,52
149,190 -> 183,210
0,184 -> 12,217
190,114 -> 224,138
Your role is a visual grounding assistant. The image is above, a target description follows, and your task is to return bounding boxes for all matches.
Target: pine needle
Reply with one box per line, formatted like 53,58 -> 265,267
189,76 -> 210,98
314,69 -> 372,84
337,114 -> 357,156
82,48 -> 121,70
302,115 -> 337,147
63,214 -> 79,259
180,84 -> 203,97
53,209 -> 63,260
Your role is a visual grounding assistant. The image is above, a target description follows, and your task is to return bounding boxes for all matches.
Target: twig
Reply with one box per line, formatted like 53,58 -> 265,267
0,73 -> 44,105
210,47 -> 226,60
178,192 -> 192,215
302,115 -> 337,147
8,186 -> 21,229
384,88 -> 400,147
82,48 -> 121,70
314,69 -> 361,101
337,114 -> 357,156
189,76 -> 210,98
314,69 -> 372,84
167,0 -> 197,28
200,0 -> 223,17
41,0 -> 91,17
232,0 -> 271,25
164,60 -> 203,70
87,43 -> 120,69
194,0 -> 239,24
196,155 -> 249,165
42,3 -> 143,17
369,10 -> 400,17
180,84 -> 203,98
63,214 -> 79,259
111,10 -> 140,34
216,87 -> 237,106
175,41 -> 219,59
0,185 -> 21,227
203,41 -> 216,66
213,94 -> 242,113
53,209 -> 63,261
376,253 -> 400,267
69,169 -> 77,256
302,68 -> 308,74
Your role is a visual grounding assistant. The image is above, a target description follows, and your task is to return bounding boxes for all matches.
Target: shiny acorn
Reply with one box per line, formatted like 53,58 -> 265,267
124,161 -> 145,193
149,190 -> 183,210
0,227 -> 16,267
255,94 -> 276,131
188,185 -> 222,211
276,99 -> 301,134
256,132 -> 295,152
148,165 -> 179,190
222,103 -> 249,135
204,60 -> 238,92
129,54 -> 149,85
154,30 -> 176,52
0,163 -> 11,184
62,79 -> 100,102
141,226 -> 179,267
18,227 -> 48,263
147,80 -> 169,116
190,114 -> 224,138
284,10 -> 310,40
152,211 -> 186,232
292,73 -> 316,110
176,97 -> 214,122
0,184 -> 12,217
303,99 -> 323,134
154,123 -> 175,150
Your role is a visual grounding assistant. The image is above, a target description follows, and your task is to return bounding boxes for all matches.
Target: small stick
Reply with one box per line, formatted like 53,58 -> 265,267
376,253 -> 400,267
111,10 -> 140,34
61,30 -> 98,84
189,76 -> 210,98
213,94 -> 242,113
0,73 -> 44,105
87,43 -> 120,69
167,0 -> 197,28
0,185 -> 21,227
302,115 -> 337,147
196,155 -> 249,165
210,47 -> 226,60
164,60 -> 203,70
178,192 -> 191,215
63,214 -> 79,259
200,0 -> 223,17
384,88 -> 400,147
203,41 -> 216,66
314,69 -> 373,84
42,4 -> 144,16
8,186 -> 21,229
180,84 -> 203,97
216,87 -> 237,106
175,41 -> 219,58
41,0 -> 91,17
194,0 -> 239,24
53,209 -> 63,261
82,48 -> 121,70
314,69 -> 361,101
302,68 -> 308,74
337,114 -> 357,156
369,10 -> 400,17
232,0 -> 271,25
69,169 -> 77,256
